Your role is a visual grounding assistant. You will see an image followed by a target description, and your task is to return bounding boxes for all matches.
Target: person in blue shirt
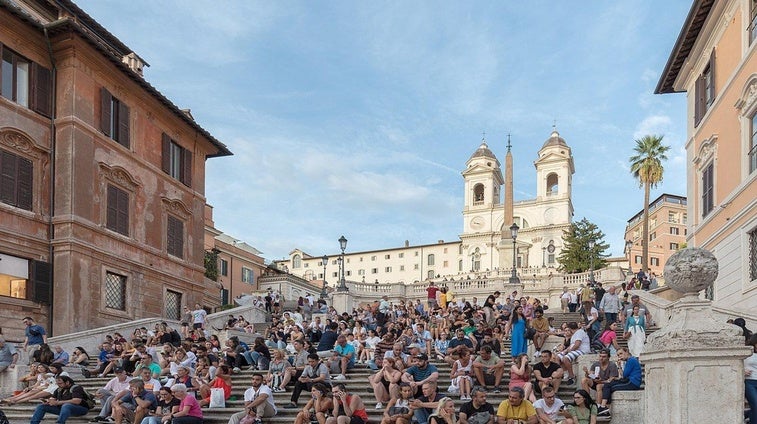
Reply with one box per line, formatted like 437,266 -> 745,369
111,379 -> 157,424
402,353 -> 439,398
328,335 -> 355,381
22,317 -> 47,363
596,347 -> 642,416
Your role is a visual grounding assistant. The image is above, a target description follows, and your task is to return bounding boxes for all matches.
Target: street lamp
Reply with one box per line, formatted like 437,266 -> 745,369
320,255 -> 328,299
509,223 -> 520,284
625,239 -> 633,277
337,235 -> 349,292
542,246 -> 546,268
588,240 -> 595,283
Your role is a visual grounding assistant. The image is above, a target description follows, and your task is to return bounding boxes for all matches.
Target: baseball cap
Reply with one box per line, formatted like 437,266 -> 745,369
113,367 -> 125,373
415,353 -> 428,361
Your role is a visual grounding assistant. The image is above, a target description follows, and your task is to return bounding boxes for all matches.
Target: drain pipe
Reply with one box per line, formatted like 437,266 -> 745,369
43,27 -> 57,335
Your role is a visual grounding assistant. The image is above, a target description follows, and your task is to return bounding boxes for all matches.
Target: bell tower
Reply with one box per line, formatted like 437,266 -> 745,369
534,127 -> 575,221
461,136 -> 503,234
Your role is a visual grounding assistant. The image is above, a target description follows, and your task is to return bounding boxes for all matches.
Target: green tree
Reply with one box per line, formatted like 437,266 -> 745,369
558,218 -> 610,274
629,135 -> 670,273
204,248 -> 220,281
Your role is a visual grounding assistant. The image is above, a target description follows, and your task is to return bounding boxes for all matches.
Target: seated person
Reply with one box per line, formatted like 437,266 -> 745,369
555,322 -> 590,386
532,386 -> 564,424
471,346 -> 506,392
532,351 -> 563,395
495,387 -> 537,424
596,348 -> 642,417
579,349 -> 618,405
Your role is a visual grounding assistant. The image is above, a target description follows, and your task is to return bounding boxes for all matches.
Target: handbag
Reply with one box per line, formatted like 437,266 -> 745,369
209,387 -> 226,408
524,327 -> 536,340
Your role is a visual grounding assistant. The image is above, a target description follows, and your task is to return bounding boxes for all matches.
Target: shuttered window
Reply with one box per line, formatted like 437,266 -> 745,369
694,50 -> 716,127
0,148 -> 33,211
106,184 -> 129,236
100,87 -> 130,148
167,215 -> 184,258
161,133 -> 192,187
0,44 -> 52,117
701,162 -> 714,217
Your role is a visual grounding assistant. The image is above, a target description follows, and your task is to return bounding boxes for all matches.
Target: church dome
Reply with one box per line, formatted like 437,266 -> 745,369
541,130 -> 568,149
469,141 -> 497,161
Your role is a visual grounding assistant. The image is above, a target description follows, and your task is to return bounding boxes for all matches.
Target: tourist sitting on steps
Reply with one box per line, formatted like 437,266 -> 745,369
227,373 -> 277,424
327,382 -> 369,424
596,347 -> 642,417
283,353 -> 331,409
294,383 -> 333,424
29,375 -> 91,424
380,382 -> 415,424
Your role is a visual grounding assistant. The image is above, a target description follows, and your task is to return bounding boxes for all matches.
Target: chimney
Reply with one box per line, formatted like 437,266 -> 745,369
405,240 -> 410,247
121,52 -> 147,76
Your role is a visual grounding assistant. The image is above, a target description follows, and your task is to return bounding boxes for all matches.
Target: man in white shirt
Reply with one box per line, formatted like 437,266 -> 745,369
228,374 -> 276,424
90,367 -> 132,422
556,322 -> 591,386
598,286 -> 622,323
533,386 -> 566,424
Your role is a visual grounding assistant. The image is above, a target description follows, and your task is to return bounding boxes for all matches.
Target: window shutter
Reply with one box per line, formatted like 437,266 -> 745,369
17,156 -> 32,211
167,215 -> 184,258
0,150 -> 17,205
118,101 -> 130,148
117,187 -> 129,235
100,87 -> 112,137
32,259 -> 52,304
107,185 -> 118,231
161,133 -> 171,174
31,63 -> 52,117
181,146 -> 192,187
694,76 -> 705,126
708,49 -> 716,100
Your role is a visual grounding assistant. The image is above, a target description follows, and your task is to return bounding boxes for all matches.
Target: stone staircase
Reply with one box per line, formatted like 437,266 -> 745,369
0,311 -> 650,423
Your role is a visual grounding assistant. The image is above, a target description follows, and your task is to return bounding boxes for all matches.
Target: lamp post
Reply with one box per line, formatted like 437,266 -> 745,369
588,240 -> 595,283
509,223 -> 520,284
542,246 -> 546,268
320,255 -> 328,299
337,235 -> 348,292
625,239 -> 633,277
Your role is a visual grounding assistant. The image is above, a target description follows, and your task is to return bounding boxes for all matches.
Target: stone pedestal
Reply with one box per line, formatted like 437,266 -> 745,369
613,390 -> 644,424
641,248 -> 752,424
330,291 -> 354,315
497,238 -> 516,272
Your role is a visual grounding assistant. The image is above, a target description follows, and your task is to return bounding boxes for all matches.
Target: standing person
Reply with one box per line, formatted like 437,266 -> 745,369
598,287 -> 621,324
623,306 -> 646,358
191,304 -> 207,331
458,387 -> 495,424
744,334 -> 757,424
227,374 -> 277,424
29,375 -> 91,424
327,382 -> 368,424
483,292 -> 501,327
507,306 -> 528,358
22,316 -> 47,362
0,337 -> 19,373
168,384 -> 202,424
560,288 -> 570,313
427,282 -> 440,311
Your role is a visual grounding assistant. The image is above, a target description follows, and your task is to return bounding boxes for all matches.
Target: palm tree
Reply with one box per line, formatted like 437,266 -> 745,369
629,135 -> 670,275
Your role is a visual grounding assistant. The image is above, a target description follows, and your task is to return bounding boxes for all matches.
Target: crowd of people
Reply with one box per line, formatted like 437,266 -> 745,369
1,282 -> 755,424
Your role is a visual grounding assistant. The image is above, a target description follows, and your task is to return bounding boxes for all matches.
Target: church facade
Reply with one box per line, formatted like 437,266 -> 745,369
277,130 -> 575,287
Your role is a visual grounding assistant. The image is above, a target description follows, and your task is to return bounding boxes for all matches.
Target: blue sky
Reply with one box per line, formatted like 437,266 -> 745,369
77,0 -> 692,261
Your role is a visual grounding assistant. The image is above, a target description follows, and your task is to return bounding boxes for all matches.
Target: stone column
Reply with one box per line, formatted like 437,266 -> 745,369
330,291 -> 354,315
641,248 -> 752,424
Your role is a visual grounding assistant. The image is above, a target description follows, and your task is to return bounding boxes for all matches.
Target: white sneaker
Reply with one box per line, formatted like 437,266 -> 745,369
333,374 -> 347,380
375,402 -> 383,409
233,367 -> 242,374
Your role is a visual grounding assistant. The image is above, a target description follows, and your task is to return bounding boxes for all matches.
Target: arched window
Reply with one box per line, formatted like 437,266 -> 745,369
293,254 -> 302,268
427,269 -> 435,279
458,260 -> 463,271
546,173 -> 559,196
428,254 -> 435,266
473,184 -> 485,205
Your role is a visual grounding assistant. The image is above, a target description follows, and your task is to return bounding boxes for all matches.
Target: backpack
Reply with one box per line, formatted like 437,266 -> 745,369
73,385 -> 96,410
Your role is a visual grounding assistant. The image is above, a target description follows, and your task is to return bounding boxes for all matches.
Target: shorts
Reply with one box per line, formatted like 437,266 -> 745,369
557,350 -> 584,363
193,323 -> 203,329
